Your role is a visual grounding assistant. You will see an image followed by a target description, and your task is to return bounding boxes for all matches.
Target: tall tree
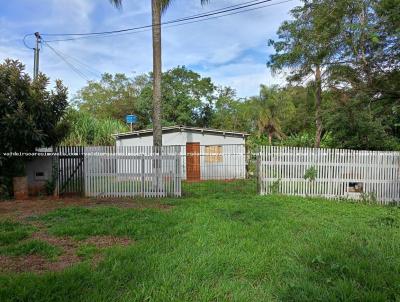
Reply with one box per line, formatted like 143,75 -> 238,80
73,73 -> 140,120
73,73 -> 152,129
267,0 -> 342,147
161,66 -> 215,126
211,87 -> 253,132
109,0 -> 210,149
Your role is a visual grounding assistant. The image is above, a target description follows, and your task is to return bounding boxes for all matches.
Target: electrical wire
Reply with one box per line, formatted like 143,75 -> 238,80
44,41 -> 91,81
43,0 -> 265,37
48,48 -> 103,78
42,0 -> 294,43
27,0 -> 295,83
23,34 -> 35,49
42,0 -> 274,37
22,0 -> 293,45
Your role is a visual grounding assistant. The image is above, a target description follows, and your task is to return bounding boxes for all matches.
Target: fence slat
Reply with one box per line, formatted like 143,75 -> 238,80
259,146 -> 400,204
84,146 -> 182,198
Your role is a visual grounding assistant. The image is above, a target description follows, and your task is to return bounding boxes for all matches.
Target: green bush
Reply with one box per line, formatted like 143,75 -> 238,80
61,110 -> 129,146
279,131 -> 333,148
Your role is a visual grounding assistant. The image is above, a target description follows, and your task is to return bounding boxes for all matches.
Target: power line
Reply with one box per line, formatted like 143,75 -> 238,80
44,0 -> 265,37
23,0 -> 293,44
28,0 -> 295,82
44,41 -> 91,81
45,0 -> 294,43
51,49 -> 103,78
42,0 -> 273,37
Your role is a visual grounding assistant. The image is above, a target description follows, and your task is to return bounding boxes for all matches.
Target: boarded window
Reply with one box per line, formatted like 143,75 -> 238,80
205,145 -> 223,163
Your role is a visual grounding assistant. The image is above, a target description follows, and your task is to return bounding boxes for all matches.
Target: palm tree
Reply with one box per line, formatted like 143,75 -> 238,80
109,0 -> 209,150
253,85 -> 292,145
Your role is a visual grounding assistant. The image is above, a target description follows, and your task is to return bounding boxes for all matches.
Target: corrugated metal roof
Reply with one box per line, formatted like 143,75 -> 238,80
114,125 -> 249,139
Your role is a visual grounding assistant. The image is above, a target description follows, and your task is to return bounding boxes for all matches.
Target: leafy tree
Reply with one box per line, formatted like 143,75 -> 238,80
324,0 -> 400,139
324,97 -> 397,150
269,0 -> 400,150
161,66 -> 215,126
109,0 -> 210,148
135,66 -> 217,127
73,73 -> 149,129
212,87 -> 249,132
268,0 -> 342,147
74,67 -> 218,129
0,59 -> 68,197
278,85 -> 316,136
0,59 -> 68,153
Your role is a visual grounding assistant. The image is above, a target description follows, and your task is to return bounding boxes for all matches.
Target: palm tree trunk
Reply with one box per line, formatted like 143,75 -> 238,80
314,64 -> 322,148
152,0 -> 162,150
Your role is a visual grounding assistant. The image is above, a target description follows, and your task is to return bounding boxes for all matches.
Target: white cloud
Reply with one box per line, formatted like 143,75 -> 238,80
0,0 -> 301,98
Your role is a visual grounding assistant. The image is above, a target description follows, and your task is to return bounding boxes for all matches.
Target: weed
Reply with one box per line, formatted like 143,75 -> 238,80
269,178 -> 281,194
304,166 -> 317,181
361,192 -> 378,204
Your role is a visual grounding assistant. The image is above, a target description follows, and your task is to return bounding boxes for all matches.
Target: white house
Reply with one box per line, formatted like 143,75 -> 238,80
114,125 -> 249,181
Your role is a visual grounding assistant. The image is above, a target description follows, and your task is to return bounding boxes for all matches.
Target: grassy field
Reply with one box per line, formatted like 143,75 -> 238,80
1,181 -> 400,301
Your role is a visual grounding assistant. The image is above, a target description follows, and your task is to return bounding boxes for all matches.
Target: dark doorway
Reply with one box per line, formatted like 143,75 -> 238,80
56,146 -> 84,196
186,142 -> 200,181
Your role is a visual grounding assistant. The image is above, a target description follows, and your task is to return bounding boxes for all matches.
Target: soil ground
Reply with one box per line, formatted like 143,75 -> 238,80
0,196 -> 170,273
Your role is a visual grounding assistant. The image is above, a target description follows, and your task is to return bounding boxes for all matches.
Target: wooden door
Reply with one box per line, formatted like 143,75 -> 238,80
186,142 -> 200,181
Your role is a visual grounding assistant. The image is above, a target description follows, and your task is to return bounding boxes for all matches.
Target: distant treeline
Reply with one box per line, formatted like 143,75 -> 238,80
69,0 -> 400,150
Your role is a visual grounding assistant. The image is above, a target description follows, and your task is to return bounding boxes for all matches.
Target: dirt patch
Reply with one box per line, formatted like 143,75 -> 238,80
0,196 -> 147,273
0,249 -> 84,274
0,197 -> 173,221
0,230 -> 134,273
83,236 -> 132,248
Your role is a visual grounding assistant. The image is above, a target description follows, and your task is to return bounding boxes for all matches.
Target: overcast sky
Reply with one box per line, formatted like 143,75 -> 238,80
0,0 -> 300,99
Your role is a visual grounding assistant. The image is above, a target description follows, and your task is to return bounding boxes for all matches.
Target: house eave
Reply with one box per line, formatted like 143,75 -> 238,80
113,125 -> 249,140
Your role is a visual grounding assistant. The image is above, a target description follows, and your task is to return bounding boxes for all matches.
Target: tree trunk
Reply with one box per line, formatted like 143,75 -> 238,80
268,132 -> 272,145
314,64 -> 322,148
152,0 -> 162,150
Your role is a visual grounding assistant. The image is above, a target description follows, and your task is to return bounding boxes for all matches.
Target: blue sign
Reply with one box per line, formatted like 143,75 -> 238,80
125,115 -> 137,124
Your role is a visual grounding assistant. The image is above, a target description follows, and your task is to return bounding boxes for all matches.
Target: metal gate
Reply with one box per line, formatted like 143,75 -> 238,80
56,146 -> 84,196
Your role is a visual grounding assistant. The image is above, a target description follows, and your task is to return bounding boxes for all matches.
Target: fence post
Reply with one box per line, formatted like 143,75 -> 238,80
177,153 -> 182,197
256,149 -> 261,195
141,155 -> 145,197
52,146 -> 60,198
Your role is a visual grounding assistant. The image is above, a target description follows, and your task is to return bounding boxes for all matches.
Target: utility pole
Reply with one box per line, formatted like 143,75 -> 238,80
33,32 -> 41,79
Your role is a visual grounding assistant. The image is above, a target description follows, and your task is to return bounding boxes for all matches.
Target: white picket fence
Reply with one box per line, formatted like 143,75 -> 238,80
259,146 -> 400,204
84,146 -> 181,198
113,144 -> 247,180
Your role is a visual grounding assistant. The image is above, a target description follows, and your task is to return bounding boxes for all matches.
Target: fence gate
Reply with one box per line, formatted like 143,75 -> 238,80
56,146 -> 84,196
84,146 -> 181,198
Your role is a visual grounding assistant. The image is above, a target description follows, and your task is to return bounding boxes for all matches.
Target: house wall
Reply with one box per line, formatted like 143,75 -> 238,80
116,131 -> 245,147
116,131 -> 187,147
115,131 -> 246,180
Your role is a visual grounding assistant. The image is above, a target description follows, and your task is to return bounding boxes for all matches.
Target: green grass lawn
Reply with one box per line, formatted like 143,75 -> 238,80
1,181 -> 400,301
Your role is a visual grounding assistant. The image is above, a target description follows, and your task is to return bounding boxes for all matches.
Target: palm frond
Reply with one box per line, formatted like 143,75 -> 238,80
109,0 -> 122,9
